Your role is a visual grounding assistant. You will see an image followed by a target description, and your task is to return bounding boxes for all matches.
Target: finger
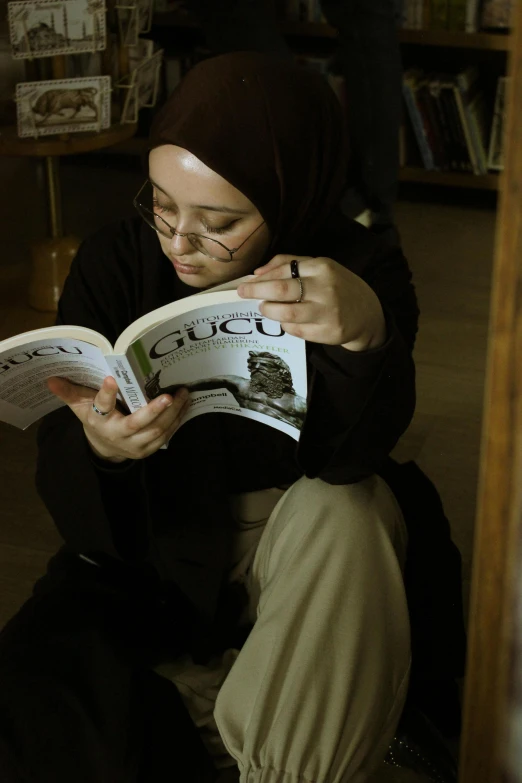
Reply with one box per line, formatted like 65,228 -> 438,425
124,387 -> 189,436
137,398 -> 192,456
47,376 -> 99,406
259,300 -> 319,325
91,376 -> 119,417
254,254 -> 312,276
238,277 -> 307,303
162,398 -> 192,442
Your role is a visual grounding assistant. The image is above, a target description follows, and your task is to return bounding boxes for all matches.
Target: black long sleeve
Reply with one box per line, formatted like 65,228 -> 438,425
298,238 -> 418,483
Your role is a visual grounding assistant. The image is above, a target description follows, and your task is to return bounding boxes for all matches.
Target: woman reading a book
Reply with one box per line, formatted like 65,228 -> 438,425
0,54 -> 421,782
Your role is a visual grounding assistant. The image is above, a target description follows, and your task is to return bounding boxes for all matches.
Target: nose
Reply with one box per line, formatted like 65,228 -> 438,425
168,229 -> 196,256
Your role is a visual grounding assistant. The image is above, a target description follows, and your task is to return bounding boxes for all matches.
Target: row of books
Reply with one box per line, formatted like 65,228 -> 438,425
402,68 -> 506,172
281,0 -> 512,31
283,1 -> 326,23
401,0 -> 513,32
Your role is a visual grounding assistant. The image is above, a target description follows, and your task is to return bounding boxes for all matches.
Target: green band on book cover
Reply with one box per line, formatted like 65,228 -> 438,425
131,340 -> 152,376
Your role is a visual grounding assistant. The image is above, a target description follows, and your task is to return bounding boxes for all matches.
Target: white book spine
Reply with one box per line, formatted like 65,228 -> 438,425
416,0 -> 423,29
402,0 -> 417,29
104,354 -> 148,412
465,0 -> 479,32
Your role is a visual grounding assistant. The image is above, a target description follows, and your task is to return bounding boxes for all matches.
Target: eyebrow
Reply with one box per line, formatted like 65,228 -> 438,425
149,179 -> 250,215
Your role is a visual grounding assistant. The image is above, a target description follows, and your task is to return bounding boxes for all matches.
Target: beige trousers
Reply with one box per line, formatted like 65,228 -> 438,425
157,475 -> 411,783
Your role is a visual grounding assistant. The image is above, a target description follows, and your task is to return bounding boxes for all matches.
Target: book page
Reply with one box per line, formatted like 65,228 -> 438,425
0,337 -> 109,429
126,299 -> 307,441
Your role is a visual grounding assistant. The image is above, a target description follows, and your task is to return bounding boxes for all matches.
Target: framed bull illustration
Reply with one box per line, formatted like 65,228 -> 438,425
16,76 -> 111,138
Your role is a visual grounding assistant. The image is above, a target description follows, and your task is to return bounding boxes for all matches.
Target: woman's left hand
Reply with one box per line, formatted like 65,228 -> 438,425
237,254 -> 387,352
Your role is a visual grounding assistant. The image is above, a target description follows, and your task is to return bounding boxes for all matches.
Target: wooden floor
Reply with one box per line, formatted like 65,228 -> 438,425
0,157 -> 496,779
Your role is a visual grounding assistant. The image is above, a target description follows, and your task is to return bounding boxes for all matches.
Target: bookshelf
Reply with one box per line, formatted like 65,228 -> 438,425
150,12 -> 511,50
275,21 -> 511,51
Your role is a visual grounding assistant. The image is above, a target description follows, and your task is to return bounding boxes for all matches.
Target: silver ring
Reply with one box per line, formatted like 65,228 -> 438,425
290,259 -> 299,279
295,277 -> 304,303
92,401 -> 114,416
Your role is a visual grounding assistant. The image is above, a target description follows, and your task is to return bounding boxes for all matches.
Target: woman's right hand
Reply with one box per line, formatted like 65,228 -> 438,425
47,375 -> 191,463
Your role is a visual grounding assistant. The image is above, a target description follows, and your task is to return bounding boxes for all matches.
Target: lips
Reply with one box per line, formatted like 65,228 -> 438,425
171,258 -> 203,275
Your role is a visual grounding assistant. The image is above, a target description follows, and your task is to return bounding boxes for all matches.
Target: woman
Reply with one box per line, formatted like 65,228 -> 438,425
0,53 -> 418,782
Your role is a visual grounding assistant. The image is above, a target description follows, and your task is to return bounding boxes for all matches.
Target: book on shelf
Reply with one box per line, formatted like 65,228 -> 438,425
480,0 -> 513,29
454,67 -> 488,173
401,66 -> 492,175
398,0 -> 511,31
0,276 -> 307,441
429,0 -> 450,29
465,0 -> 481,31
284,0 -> 326,23
402,70 -> 436,170
448,0 -> 467,30
487,76 -> 508,170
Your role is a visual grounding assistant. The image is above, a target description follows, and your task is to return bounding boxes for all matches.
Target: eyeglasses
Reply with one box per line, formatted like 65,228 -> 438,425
133,180 -> 265,262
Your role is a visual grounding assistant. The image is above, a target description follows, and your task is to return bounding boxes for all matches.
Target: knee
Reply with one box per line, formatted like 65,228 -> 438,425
278,475 -> 407,567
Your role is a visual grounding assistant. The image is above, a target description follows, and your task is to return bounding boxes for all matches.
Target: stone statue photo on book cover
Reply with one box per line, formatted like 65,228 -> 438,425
144,350 -> 307,429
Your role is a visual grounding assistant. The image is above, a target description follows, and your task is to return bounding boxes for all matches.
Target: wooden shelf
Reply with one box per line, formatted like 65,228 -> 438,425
398,28 -> 511,50
152,13 -> 511,51
280,21 -> 511,50
399,166 -> 501,190
0,122 -> 138,158
99,135 -> 148,155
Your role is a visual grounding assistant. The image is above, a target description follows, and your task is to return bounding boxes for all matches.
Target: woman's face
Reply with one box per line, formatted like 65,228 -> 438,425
148,145 -> 272,288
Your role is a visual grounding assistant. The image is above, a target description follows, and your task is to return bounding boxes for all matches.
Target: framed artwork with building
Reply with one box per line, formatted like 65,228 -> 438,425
8,0 -> 106,59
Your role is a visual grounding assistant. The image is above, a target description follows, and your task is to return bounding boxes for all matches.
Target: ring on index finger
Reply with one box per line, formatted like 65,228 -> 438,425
290,259 -> 304,303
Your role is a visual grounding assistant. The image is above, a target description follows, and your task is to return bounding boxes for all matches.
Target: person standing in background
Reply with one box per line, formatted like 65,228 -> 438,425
186,0 -> 404,240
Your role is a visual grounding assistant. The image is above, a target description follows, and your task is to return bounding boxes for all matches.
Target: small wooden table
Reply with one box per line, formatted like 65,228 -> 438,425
0,122 -> 137,311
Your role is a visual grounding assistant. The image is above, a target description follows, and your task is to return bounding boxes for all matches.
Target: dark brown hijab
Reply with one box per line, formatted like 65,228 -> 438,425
148,52 -> 348,256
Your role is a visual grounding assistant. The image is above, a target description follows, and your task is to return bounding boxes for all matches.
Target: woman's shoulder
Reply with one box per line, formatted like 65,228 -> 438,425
58,216 -> 171,335
322,211 -> 407,277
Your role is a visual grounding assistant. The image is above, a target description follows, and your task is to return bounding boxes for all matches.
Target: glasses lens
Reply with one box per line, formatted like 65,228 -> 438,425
135,181 -> 233,260
187,234 -> 232,262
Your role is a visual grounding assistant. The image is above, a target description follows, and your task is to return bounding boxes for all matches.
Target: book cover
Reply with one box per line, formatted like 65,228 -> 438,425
430,0 -> 449,29
448,0 -> 467,30
488,76 -> 508,170
416,81 -> 446,169
436,83 -> 460,170
122,301 -> 307,441
455,68 -> 488,174
402,0 -> 418,28
465,0 -> 480,31
440,82 -> 472,171
480,0 -> 513,29
428,75 -> 455,169
402,70 -> 436,169
0,282 -> 308,440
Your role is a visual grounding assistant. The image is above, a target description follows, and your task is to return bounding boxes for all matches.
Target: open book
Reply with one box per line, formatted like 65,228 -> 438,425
0,276 -> 307,441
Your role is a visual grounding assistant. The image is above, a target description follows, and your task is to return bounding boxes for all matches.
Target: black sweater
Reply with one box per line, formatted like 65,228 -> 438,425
36,216 -> 419,627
